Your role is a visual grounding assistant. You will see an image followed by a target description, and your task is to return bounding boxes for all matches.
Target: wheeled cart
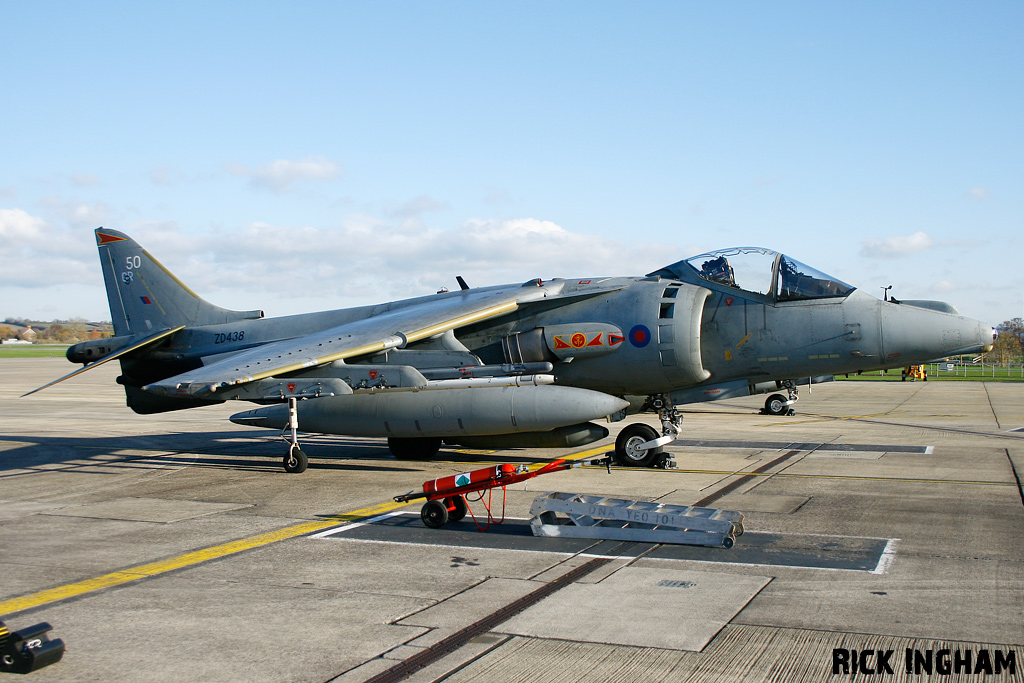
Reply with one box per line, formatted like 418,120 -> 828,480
529,492 -> 744,548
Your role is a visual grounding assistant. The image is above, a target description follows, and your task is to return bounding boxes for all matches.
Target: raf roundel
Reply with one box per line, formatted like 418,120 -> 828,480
628,324 -> 651,348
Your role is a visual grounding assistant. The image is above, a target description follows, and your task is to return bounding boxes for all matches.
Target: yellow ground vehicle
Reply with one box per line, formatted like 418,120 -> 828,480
901,365 -> 927,381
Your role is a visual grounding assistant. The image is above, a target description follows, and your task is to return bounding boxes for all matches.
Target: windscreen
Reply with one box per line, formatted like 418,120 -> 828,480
652,248 -> 855,301
776,255 -> 854,301
682,248 -> 777,297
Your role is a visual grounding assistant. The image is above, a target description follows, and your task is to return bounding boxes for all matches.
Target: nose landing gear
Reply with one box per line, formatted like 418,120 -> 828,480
281,397 -> 308,473
762,380 -> 799,416
613,394 -> 680,468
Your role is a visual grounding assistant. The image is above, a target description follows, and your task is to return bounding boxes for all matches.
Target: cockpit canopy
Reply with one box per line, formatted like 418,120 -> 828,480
650,247 -> 855,301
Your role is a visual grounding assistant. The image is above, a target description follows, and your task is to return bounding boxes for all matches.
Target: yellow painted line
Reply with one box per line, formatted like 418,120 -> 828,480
0,499 -> 410,616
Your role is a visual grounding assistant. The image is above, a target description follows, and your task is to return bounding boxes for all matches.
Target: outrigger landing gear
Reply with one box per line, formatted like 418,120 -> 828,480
281,397 -> 308,473
762,380 -> 799,416
613,394 -> 680,469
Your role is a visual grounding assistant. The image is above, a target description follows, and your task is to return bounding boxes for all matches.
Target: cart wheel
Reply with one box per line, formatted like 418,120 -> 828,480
421,500 -> 449,528
722,536 -> 735,549
447,495 -> 468,522
283,446 -> 308,473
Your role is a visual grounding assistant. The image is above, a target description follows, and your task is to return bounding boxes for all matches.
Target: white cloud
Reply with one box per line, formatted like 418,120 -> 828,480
228,156 -> 342,193
0,208 -> 46,243
37,196 -> 113,229
1,200 -> 686,317
150,165 -> 184,186
0,208 -> 97,288
967,187 -> 991,201
860,231 -> 935,258
70,174 -> 100,187
120,214 -> 683,309
389,195 -> 449,219
483,187 -> 511,205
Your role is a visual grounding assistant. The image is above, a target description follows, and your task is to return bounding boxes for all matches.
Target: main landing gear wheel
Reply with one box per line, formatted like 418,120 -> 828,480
388,437 -> 443,460
764,394 -> 789,417
421,500 -> 449,528
614,423 -> 663,468
283,445 -> 308,473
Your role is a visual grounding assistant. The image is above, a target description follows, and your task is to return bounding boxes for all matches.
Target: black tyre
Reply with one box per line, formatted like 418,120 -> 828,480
388,437 -> 442,460
764,394 -> 788,416
722,536 -> 735,549
447,495 -> 468,522
421,500 -> 449,528
283,447 -> 308,473
614,423 -> 662,468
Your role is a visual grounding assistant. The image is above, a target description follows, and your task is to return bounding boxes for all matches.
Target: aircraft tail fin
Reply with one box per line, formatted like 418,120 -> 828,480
95,228 -> 263,336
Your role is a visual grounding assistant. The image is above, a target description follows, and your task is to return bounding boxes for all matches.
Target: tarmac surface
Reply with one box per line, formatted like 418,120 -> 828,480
1,358 -> 1023,682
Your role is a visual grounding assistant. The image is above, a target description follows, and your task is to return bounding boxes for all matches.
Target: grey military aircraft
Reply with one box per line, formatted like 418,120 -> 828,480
30,229 -> 996,472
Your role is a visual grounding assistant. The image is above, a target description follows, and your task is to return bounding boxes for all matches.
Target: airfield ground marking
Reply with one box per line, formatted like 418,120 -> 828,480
2,445 -> 1012,617
0,498 -> 412,617
0,446 -> 618,616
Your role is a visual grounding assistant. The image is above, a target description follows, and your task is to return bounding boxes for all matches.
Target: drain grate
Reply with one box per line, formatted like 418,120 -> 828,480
657,580 -> 697,588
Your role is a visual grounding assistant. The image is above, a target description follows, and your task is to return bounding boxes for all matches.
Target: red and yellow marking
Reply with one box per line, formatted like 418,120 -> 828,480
96,232 -> 127,245
554,332 -> 609,350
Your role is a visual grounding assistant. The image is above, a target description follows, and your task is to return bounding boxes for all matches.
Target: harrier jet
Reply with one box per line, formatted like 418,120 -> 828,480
31,229 -> 995,472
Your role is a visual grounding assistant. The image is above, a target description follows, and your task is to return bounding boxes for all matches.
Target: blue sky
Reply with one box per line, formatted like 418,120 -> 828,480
3,2 -> 1021,325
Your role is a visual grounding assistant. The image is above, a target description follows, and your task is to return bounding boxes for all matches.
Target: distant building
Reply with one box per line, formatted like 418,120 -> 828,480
17,325 -> 37,342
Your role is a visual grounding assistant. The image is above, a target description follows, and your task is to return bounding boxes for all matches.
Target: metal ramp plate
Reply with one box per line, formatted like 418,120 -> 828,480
529,492 -> 744,548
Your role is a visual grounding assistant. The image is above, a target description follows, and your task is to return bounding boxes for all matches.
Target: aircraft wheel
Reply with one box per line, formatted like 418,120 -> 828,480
614,423 -> 662,467
283,446 -> 308,473
447,495 -> 468,522
722,536 -> 735,549
421,500 -> 449,528
764,394 -> 788,416
388,437 -> 442,460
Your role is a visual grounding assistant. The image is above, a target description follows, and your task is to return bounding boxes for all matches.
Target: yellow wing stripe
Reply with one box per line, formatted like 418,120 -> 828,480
227,300 -> 519,388
402,300 -> 519,345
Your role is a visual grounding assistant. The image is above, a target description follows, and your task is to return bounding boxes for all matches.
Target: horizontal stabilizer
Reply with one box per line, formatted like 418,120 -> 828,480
22,325 -> 185,397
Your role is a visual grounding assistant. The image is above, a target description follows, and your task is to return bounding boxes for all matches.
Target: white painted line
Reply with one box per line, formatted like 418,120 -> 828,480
871,538 -> 900,575
308,510 -> 406,539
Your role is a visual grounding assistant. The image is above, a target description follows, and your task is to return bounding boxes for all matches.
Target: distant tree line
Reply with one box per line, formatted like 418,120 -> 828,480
1,318 -> 113,344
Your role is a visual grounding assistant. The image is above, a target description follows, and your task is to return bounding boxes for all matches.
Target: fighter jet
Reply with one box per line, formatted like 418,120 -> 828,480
30,230 -> 995,472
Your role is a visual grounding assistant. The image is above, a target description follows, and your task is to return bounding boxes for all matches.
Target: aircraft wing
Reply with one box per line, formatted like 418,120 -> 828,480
143,283 -> 563,399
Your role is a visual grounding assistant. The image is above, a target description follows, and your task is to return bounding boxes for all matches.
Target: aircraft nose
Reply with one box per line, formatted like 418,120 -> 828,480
880,302 -> 995,365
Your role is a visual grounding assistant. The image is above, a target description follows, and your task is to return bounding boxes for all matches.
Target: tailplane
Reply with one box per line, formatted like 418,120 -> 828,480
95,228 -> 263,336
